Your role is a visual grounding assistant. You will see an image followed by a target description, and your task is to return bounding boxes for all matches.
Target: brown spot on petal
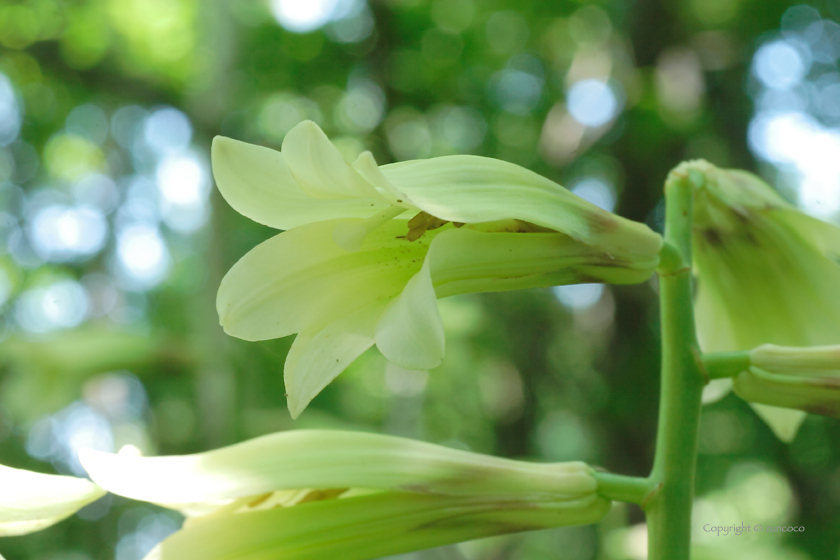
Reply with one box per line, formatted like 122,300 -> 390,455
585,211 -> 619,236
803,401 -> 840,419
700,228 -> 724,247
399,464 -> 495,496
414,517 -> 542,535
297,488 -> 350,504
513,220 -> 555,233
475,219 -> 556,234
247,493 -> 274,508
407,211 -> 451,241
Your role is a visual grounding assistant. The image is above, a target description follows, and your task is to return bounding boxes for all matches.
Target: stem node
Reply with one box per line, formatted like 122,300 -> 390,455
641,482 -> 663,510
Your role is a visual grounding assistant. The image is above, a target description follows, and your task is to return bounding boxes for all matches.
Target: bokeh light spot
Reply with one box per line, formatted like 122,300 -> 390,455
116,224 -> 171,290
571,178 -> 616,212
431,106 -> 487,151
144,107 -> 192,154
29,204 -> 108,261
567,79 -> 620,127
0,73 -> 21,146
492,69 -> 543,115
271,0 -> 361,33
16,279 -> 90,333
44,133 -> 105,182
156,153 -> 207,206
335,81 -> 385,133
753,40 -> 810,90
553,283 -> 604,310
66,104 -> 110,145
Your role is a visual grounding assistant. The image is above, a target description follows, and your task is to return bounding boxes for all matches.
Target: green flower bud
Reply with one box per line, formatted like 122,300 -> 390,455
678,160 -> 840,440
81,430 -> 611,560
732,344 -> 840,417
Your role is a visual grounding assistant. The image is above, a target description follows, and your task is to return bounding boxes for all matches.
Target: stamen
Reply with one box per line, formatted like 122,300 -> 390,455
333,205 -> 406,252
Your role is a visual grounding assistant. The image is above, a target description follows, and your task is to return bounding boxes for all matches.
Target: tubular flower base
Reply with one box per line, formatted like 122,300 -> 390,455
0,463 -> 105,536
681,160 -> 840,441
732,344 -> 840,418
213,121 -> 662,416
80,430 -> 611,560
137,492 -> 610,560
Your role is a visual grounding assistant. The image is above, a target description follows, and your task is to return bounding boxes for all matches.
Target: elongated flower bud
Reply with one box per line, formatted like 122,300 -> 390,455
732,344 -> 840,418
80,430 -> 599,507
139,490 -> 610,560
80,430 -> 611,560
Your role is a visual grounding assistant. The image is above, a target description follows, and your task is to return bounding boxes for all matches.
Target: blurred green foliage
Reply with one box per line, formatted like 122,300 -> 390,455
0,0 -> 839,559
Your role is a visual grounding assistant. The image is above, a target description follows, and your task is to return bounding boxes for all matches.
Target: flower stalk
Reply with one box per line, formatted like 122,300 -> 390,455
645,167 -> 706,560
702,351 -> 751,379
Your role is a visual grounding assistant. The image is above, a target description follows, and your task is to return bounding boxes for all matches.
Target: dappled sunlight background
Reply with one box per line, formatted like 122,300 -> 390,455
0,0 -> 839,559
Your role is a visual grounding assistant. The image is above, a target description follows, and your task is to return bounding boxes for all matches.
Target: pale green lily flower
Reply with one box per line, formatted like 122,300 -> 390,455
213,120 -> 663,416
681,160 -> 840,441
80,430 -> 611,560
731,344 -> 840,418
0,463 -> 105,536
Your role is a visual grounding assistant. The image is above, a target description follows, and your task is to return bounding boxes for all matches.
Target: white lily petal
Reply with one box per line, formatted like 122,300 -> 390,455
0,464 -> 105,536
351,151 -> 412,207
331,221 -> 370,252
695,207 -> 840,353
782,210 -> 840,258
217,219 -> 429,342
282,121 -> 385,200
285,303 -> 385,418
701,378 -> 733,404
380,156 -> 662,258
332,206 -> 408,252
693,161 -> 840,352
749,404 -> 806,443
212,136 -> 388,230
694,278 -> 738,354
375,259 -> 445,370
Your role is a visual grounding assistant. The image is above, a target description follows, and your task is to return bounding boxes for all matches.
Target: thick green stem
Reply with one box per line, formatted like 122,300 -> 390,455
645,171 -> 706,560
